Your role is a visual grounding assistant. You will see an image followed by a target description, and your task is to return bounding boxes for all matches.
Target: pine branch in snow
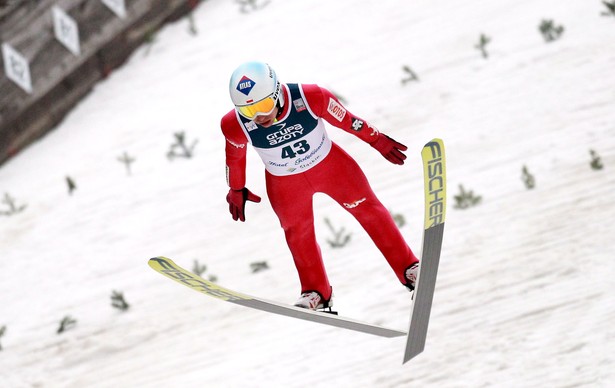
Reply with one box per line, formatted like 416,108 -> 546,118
111,290 -> 130,311
522,165 -> 536,189
192,260 -> 207,276
539,19 -> 565,42
0,325 -> 6,351
453,184 -> 482,209
590,149 -> 604,170
117,152 -> 136,175
250,261 -> 270,273
0,193 -> 27,216
167,131 -> 198,160
192,260 -> 218,281
57,316 -> 77,334
66,176 -> 77,195
602,1 -> 615,17
324,217 -> 352,248
390,209 -> 406,227
401,65 -> 419,84
475,33 -> 491,58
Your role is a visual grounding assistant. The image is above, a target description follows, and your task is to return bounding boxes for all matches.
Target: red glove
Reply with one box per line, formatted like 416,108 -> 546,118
226,187 -> 261,222
370,134 -> 408,165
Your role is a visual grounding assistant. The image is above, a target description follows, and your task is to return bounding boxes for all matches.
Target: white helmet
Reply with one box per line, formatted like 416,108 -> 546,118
229,61 -> 284,119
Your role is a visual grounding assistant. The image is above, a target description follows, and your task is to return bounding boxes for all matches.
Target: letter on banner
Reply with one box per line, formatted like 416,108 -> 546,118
101,0 -> 127,18
52,6 -> 81,56
2,43 -> 33,94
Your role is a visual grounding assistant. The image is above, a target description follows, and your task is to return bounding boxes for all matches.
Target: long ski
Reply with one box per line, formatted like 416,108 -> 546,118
403,138 -> 447,363
149,256 -> 406,338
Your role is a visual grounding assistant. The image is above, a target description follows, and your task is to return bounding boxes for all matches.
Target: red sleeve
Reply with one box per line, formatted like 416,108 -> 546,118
301,84 -> 381,144
220,110 -> 248,190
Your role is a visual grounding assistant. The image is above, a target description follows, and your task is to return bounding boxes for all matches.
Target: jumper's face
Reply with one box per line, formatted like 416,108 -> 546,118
253,107 -> 278,128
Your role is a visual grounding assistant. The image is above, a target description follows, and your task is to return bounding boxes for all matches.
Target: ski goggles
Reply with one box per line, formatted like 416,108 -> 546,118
236,95 -> 277,119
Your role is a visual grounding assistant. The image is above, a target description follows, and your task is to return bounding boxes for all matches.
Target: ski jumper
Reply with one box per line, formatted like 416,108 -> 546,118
221,83 -> 418,300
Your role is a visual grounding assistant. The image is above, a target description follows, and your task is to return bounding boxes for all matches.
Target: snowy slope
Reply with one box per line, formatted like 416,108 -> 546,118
1,0 -> 614,387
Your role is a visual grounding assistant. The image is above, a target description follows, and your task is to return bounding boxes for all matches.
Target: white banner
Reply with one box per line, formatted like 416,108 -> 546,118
52,6 -> 81,55
101,0 -> 127,19
2,43 -> 33,94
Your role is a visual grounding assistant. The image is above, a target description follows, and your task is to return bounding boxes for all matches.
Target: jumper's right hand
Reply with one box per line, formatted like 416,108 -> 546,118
226,187 -> 261,222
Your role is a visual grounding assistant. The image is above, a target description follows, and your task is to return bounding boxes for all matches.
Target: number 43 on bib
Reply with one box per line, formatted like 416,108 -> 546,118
280,140 -> 310,159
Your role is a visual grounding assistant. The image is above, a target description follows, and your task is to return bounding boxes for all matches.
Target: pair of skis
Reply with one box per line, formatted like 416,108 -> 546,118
148,139 -> 446,364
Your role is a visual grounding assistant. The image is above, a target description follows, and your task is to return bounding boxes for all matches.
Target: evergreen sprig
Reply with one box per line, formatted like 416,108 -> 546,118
0,325 -> 6,351
57,316 -> 77,334
167,131 -> 198,160
192,260 -> 218,282
401,65 -> 419,84
0,193 -> 26,216
590,149 -> 604,170
192,260 -> 207,276
111,290 -> 130,311
539,19 -> 565,42
522,165 -> 536,189
66,176 -> 77,195
454,185 -> 482,209
250,261 -> 270,273
390,209 -> 406,228
118,152 -> 136,175
602,1 -> 615,17
324,217 -> 352,248
475,33 -> 491,58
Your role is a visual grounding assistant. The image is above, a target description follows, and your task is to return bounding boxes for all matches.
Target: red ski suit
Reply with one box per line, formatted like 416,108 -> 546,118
221,83 -> 418,300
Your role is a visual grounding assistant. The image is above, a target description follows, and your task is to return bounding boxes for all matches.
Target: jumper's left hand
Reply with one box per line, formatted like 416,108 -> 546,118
370,134 -> 408,165
226,187 -> 261,222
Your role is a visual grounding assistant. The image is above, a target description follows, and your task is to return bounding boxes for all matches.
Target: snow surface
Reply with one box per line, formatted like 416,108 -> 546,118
1,0 -> 614,387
